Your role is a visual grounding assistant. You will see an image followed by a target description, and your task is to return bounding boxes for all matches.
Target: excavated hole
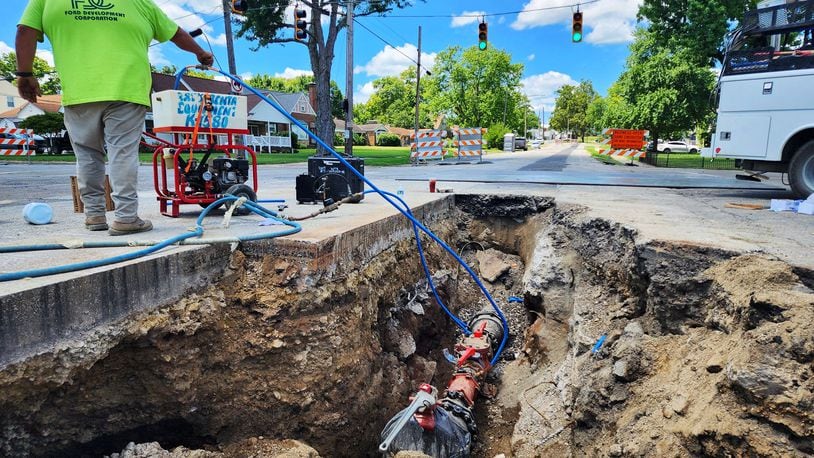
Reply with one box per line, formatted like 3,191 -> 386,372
2,194 -> 813,457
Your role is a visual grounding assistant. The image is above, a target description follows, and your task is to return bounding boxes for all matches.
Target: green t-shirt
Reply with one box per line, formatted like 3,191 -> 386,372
19,0 -> 178,107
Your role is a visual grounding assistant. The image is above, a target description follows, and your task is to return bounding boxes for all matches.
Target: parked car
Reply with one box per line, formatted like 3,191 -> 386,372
514,136 -> 528,151
530,139 -> 543,149
655,140 -> 698,153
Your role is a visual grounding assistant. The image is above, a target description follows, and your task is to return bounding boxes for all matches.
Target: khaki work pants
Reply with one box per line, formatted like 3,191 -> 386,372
64,102 -> 147,223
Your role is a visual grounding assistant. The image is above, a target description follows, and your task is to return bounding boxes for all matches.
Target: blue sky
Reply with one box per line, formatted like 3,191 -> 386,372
3,0 -> 641,114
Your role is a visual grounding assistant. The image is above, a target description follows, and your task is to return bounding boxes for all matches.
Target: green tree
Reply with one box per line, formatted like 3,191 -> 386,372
0,52 -> 60,95
613,29 -> 716,147
152,64 -> 213,80
354,68 -> 432,128
424,46 -> 528,131
237,0 -> 420,153
247,74 -> 344,120
18,112 -> 64,135
549,80 -> 597,142
638,0 -> 757,65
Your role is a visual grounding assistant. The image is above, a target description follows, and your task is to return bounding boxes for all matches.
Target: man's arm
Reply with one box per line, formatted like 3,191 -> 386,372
170,28 -> 214,67
15,25 -> 41,103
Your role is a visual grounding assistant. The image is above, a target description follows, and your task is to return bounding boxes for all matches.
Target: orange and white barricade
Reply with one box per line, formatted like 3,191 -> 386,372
597,149 -> 647,159
410,130 -> 447,164
452,127 -> 486,163
0,128 -> 36,156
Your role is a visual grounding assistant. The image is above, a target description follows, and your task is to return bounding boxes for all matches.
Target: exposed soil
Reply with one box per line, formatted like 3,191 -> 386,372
1,194 -> 813,457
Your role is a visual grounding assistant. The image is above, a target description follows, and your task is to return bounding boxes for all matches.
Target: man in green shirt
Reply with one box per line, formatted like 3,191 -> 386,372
16,0 -> 214,235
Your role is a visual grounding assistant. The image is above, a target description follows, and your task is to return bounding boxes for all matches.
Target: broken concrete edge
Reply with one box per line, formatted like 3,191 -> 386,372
0,196 -> 459,370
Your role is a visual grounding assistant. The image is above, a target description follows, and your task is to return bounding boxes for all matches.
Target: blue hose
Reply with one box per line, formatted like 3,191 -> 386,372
366,190 -> 470,334
0,197 -> 301,282
179,67 -> 510,365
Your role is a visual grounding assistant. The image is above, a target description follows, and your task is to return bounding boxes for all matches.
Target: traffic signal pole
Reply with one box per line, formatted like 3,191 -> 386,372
414,26 -> 422,145
345,0 -> 354,157
222,0 -> 237,75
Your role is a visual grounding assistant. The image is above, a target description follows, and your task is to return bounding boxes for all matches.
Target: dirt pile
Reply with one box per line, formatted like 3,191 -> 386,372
106,438 -> 319,457
496,202 -> 814,456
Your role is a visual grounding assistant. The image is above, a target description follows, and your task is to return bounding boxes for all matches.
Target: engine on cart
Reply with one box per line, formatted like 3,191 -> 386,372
180,153 -> 250,195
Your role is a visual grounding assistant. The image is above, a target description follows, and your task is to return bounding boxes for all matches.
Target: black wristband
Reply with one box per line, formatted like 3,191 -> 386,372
14,71 -> 34,78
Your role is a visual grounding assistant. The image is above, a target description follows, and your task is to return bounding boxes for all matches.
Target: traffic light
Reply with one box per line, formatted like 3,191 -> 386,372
572,12 -> 583,43
478,22 -> 488,51
294,7 -> 308,41
231,0 -> 248,15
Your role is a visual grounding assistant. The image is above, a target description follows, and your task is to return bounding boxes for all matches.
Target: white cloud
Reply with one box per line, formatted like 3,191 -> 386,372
0,41 -> 55,66
207,33 -> 229,47
274,68 -> 312,78
355,81 -> 377,104
354,44 -> 437,78
157,1 -> 227,46
148,46 -> 171,67
528,53 -> 536,61
451,11 -> 487,28
511,0 -> 641,45
36,49 -> 55,66
521,71 -> 578,114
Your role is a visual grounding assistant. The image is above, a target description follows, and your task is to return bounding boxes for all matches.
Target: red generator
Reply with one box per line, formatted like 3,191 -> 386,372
145,90 -> 258,217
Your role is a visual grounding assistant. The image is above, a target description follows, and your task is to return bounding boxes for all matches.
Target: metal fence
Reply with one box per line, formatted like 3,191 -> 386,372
639,152 -> 739,170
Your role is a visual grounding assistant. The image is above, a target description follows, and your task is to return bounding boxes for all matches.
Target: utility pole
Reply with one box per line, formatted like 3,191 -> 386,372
502,87 -> 507,125
344,0 -> 354,157
414,26 -> 422,144
221,0 -> 237,75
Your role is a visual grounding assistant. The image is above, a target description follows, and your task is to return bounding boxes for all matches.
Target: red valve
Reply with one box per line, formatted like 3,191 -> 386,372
457,347 -> 477,366
419,383 -> 433,394
473,321 -> 488,338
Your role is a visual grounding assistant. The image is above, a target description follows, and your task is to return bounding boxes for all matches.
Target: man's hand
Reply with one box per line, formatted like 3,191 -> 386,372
18,76 -> 41,103
196,51 -> 214,67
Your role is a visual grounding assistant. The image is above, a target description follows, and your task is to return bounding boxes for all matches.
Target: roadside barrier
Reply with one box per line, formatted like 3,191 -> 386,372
597,149 -> 646,159
452,127 -> 486,163
410,130 -> 446,164
0,128 -> 35,156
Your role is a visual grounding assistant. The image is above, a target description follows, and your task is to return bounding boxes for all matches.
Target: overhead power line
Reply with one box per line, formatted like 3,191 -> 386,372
369,0 -> 600,19
353,18 -> 431,75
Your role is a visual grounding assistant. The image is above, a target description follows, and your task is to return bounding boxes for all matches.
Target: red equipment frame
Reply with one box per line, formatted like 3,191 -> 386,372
143,131 -> 258,218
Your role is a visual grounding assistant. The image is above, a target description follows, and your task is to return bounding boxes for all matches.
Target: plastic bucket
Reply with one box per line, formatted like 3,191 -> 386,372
23,202 -> 53,225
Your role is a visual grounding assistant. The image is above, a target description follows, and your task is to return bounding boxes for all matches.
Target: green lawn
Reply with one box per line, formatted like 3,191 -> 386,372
585,144 -> 623,165
645,152 -> 737,170
1,146 -> 414,167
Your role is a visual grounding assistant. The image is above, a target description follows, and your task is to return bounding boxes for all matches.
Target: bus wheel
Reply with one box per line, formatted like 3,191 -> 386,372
789,140 -> 814,198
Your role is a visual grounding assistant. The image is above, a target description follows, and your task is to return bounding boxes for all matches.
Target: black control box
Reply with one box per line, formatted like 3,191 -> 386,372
296,156 -> 365,204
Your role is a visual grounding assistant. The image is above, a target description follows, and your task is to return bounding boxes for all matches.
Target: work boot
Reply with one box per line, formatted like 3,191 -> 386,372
108,218 -> 153,236
85,215 -> 108,231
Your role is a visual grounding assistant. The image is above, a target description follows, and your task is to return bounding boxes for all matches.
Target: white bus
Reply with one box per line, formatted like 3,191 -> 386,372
703,0 -> 814,197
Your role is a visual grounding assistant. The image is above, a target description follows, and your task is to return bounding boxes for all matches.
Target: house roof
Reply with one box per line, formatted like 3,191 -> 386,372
0,94 -> 63,119
358,122 -> 387,133
36,95 -> 62,113
0,105 -> 26,119
267,91 -> 304,113
333,118 -> 364,133
387,126 -> 414,137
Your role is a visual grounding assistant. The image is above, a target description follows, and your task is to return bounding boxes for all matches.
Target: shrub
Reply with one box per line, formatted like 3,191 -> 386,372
376,133 -> 401,147
484,123 -> 510,149
352,133 -> 368,146
334,133 -> 345,146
